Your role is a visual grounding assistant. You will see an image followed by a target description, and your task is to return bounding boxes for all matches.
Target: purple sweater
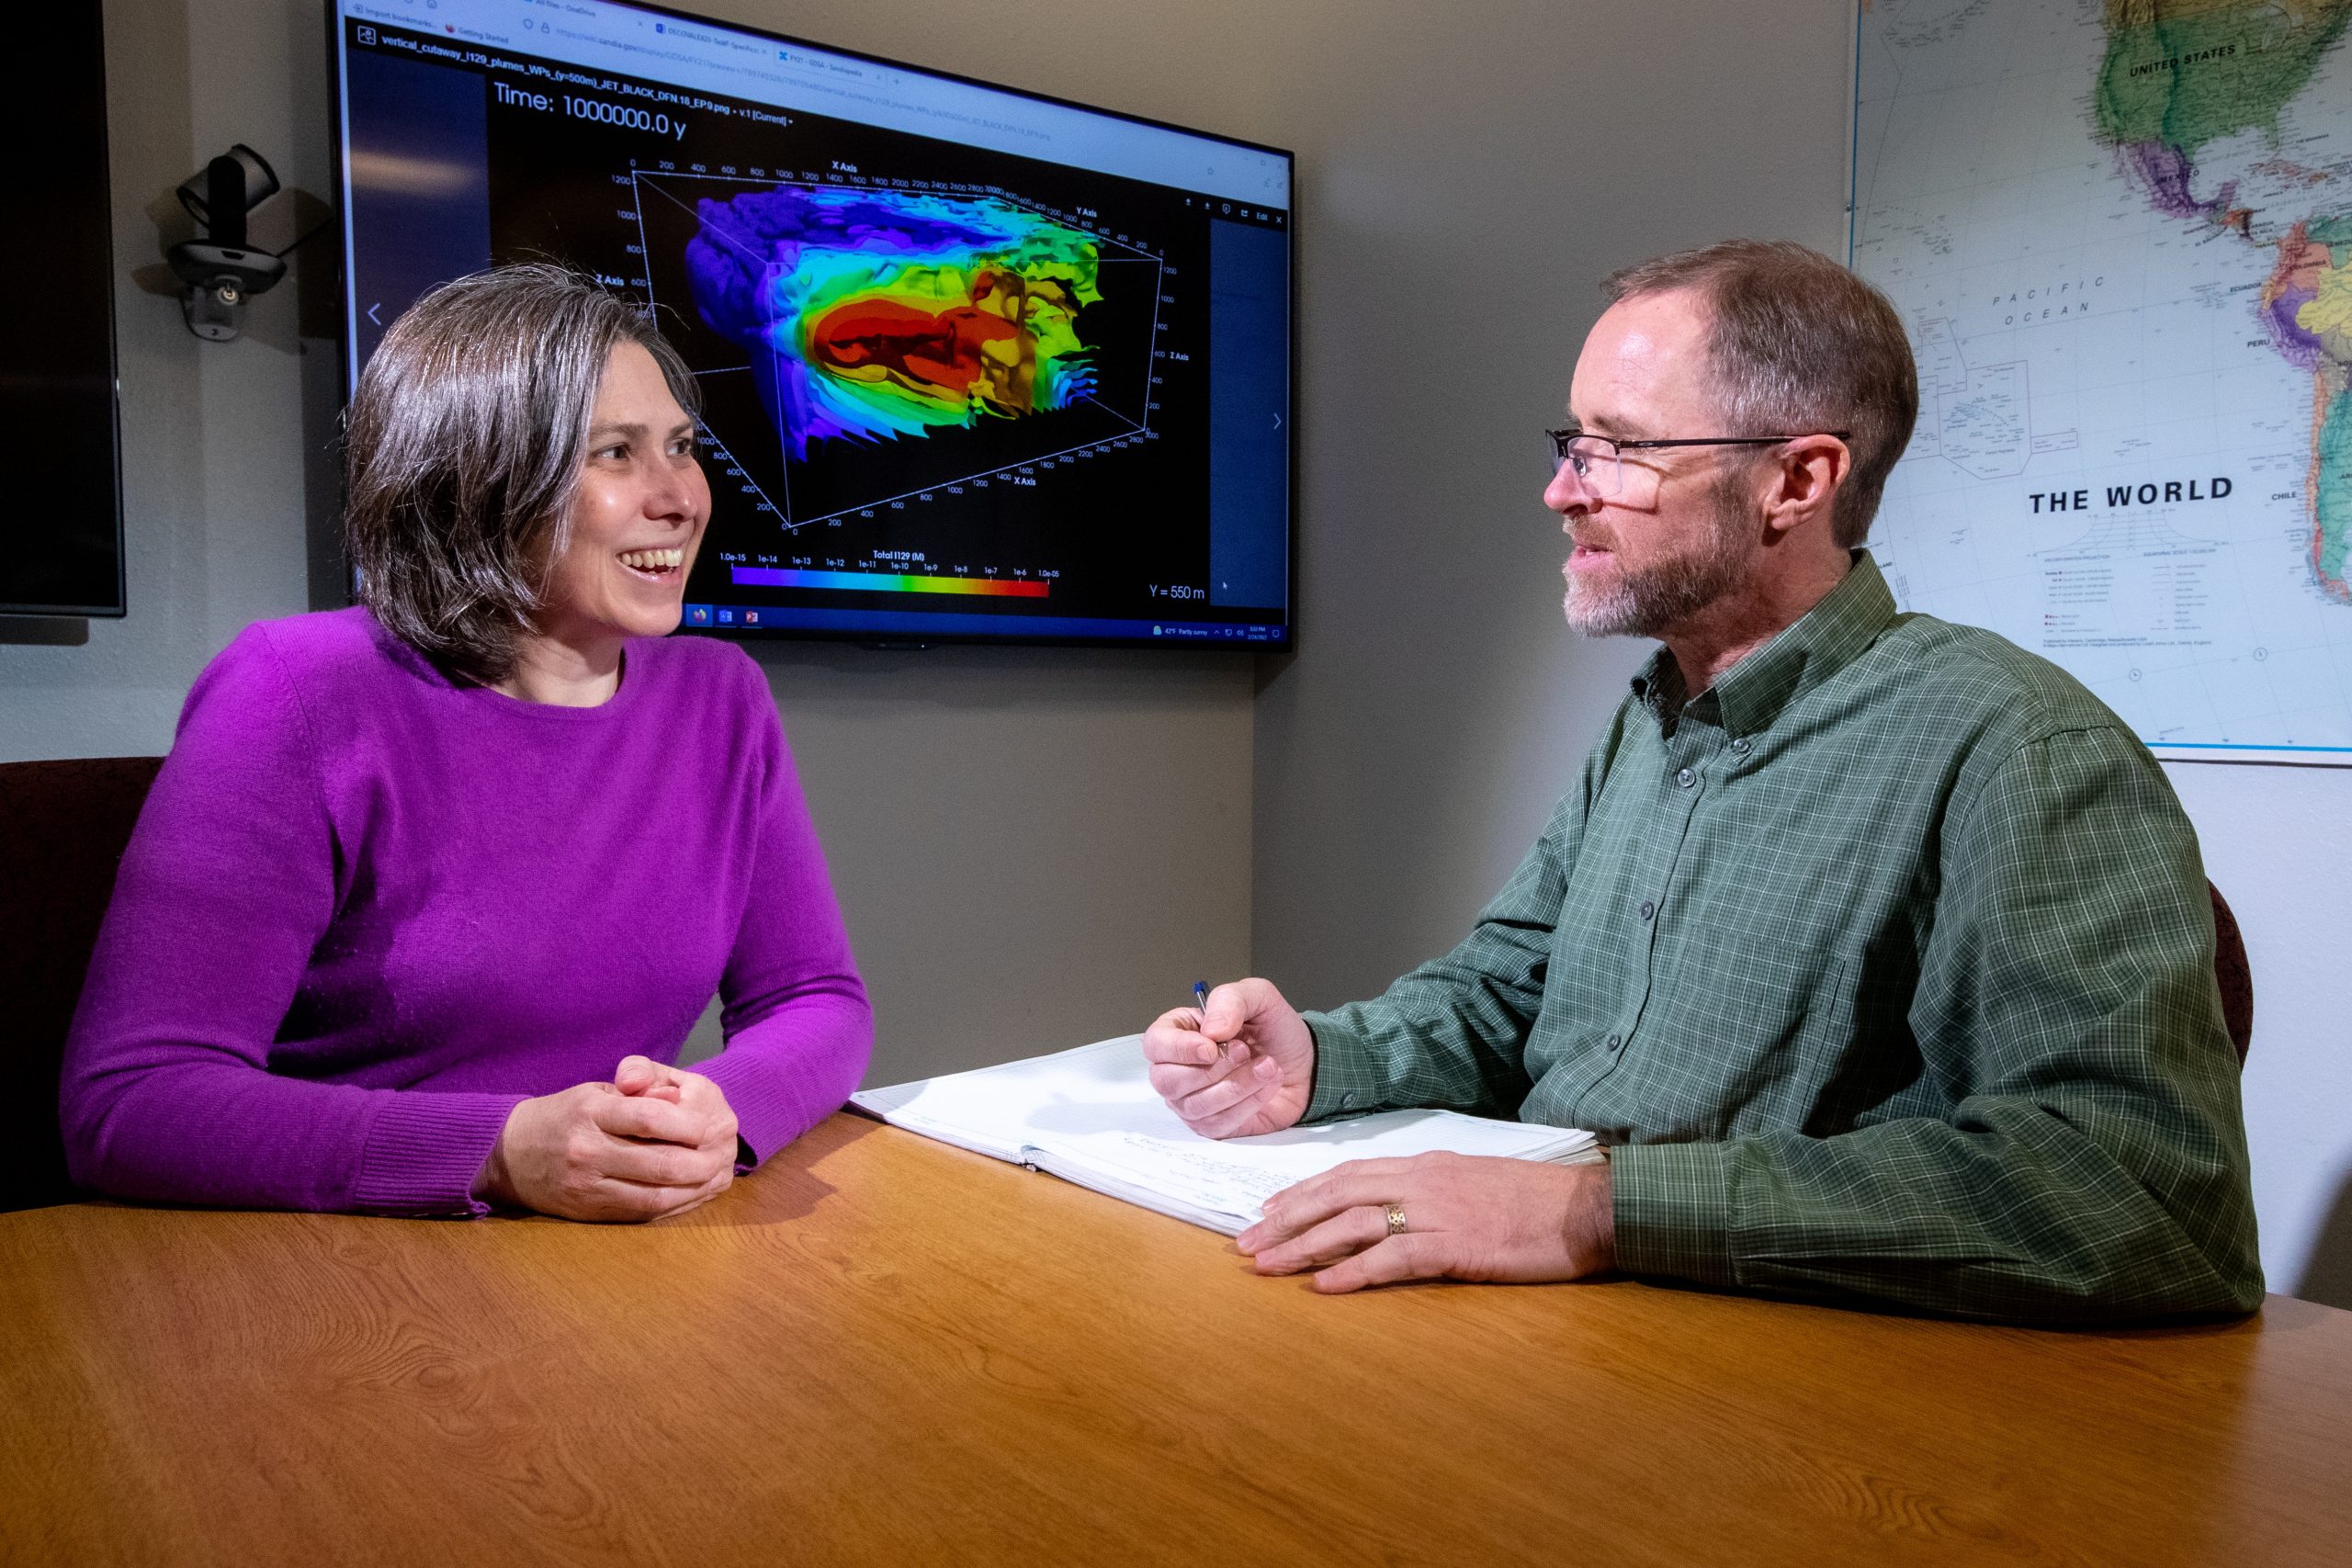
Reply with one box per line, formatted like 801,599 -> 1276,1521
61,608 -> 872,1215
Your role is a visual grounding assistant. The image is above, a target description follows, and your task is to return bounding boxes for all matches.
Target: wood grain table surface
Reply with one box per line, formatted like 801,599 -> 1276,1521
5,1111 -> 2348,1567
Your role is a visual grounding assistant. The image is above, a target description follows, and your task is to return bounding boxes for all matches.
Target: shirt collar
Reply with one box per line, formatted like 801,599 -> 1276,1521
1629,549 -> 1899,738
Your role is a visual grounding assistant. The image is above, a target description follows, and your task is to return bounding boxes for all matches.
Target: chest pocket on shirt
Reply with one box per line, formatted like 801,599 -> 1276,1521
1633,933 -> 1857,1141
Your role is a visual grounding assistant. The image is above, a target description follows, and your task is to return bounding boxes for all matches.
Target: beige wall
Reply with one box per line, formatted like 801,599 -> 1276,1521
1245,1 -> 1856,1003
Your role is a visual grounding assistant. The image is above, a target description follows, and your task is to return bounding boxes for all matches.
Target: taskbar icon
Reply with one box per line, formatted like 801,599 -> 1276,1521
684,604 -> 764,627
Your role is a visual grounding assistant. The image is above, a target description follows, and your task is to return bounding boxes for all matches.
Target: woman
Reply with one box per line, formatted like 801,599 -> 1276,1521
61,265 -> 872,1221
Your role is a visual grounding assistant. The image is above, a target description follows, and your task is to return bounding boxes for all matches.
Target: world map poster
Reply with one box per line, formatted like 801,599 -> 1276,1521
1853,0 -> 2352,763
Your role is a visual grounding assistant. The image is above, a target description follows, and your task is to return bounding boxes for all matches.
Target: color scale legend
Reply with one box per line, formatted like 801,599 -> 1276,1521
730,566 -> 1048,598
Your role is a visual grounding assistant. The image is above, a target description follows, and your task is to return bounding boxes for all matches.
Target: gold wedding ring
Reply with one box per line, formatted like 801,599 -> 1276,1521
1384,1202 -> 1408,1237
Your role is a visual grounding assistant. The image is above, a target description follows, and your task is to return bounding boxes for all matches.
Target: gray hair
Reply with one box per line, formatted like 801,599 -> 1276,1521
1602,241 -> 1918,549
344,263 -> 701,682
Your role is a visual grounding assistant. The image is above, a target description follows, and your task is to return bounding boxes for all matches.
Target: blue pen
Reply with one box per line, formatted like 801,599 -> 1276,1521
1193,980 -> 1210,1020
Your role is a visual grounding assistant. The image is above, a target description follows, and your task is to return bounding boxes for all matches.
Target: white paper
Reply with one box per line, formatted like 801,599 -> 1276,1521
853,1034 -> 1600,1235
852,1035 -> 1186,1161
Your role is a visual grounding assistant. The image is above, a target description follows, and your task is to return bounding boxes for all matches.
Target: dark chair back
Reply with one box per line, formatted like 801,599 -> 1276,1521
0,755 -> 165,1212
2209,881 -> 2253,1067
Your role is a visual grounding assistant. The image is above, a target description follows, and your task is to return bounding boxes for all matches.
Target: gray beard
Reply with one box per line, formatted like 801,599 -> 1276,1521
1563,483 -> 1754,638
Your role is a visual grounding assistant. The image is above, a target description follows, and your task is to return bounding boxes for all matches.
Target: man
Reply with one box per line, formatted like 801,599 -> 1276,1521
1144,240 -> 2262,1323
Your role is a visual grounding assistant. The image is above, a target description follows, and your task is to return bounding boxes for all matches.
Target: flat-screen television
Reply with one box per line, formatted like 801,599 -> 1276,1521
329,0 -> 1294,649
1,6 -> 123,618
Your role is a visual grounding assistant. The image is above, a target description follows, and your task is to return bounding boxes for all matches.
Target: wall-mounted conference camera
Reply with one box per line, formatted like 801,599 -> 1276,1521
165,145 -> 287,342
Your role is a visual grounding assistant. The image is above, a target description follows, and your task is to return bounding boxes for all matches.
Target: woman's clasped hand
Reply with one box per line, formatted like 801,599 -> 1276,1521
475,1056 -> 742,1222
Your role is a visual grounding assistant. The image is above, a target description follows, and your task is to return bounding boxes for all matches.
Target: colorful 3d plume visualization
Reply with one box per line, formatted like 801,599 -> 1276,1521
685,186 -> 1104,459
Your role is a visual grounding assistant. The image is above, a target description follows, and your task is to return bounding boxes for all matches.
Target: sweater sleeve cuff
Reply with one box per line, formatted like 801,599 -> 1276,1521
695,1047 -> 842,1168
1610,1140 -> 1740,1290
350,1092 -> 528,1217
1300,1010 -> 1386,1122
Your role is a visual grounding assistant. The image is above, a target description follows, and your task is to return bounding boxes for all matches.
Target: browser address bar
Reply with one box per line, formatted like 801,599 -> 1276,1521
546,25 -> 816,91
545,24 -> 1048,143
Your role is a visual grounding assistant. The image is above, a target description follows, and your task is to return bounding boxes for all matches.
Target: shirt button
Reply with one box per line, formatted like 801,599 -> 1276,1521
1730,737 -> 1752,756
1605,1034 -> 1623,1053
1639,900 -> 1655,921
1676,766 -> 1696,789
1339,1092 -> 1357,1111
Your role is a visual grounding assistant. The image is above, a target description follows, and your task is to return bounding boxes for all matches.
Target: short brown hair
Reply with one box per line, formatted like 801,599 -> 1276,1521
343,264 -> 700,682
1603,241 -> 1917,548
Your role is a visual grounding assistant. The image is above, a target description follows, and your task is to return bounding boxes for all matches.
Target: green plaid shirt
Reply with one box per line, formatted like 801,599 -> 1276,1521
1304,553 -> 2262,1322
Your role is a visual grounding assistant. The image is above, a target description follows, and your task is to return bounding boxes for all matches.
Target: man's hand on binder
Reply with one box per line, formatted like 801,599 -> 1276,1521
1142,977 -> 1315,1139
1238,1154 -> 1617,1293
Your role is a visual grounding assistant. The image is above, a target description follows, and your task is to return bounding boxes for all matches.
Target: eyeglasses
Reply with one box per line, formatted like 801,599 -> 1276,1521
1545,428 -> 1851,500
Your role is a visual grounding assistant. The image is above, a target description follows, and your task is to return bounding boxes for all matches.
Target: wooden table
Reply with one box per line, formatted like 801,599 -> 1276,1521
5,1114 -> 2348,1566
